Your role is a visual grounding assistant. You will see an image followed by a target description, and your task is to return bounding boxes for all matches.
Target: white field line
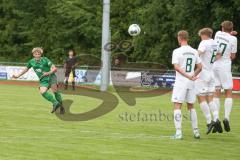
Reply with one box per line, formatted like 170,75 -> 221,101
0,130 -> 171,140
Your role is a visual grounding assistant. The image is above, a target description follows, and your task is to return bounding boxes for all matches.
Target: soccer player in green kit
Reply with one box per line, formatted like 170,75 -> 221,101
12,47 -> 65,114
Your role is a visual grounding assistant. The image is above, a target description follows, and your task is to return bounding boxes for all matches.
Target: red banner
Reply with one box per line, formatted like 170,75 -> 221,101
233,77 -> 240,91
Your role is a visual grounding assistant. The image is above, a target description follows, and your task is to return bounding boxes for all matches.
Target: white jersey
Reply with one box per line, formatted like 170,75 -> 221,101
214,31 -> 237,70
198,39 -> 218,71
172,45 -> 201,89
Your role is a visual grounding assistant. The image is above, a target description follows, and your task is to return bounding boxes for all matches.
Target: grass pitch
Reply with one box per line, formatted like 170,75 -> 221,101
0,84 -> 239,160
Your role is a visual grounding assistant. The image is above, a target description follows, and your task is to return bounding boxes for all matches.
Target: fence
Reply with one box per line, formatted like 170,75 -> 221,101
0,62 -> 240,91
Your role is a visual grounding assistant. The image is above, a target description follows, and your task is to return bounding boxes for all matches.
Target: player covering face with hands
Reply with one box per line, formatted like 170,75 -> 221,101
171,30 -> 202,140
12,47 -> 65,114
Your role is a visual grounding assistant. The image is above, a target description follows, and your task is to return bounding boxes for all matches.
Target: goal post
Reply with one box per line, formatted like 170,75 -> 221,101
100,0 -> 111,92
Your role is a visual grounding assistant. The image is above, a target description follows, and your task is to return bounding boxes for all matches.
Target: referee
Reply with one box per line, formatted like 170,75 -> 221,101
64,50 -> 78,90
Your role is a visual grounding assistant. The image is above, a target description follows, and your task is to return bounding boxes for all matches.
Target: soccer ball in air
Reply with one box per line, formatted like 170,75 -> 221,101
128,24 -> 141,36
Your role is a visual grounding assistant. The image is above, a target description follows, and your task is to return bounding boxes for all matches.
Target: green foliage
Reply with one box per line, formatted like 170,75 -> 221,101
0,0 -> 239,70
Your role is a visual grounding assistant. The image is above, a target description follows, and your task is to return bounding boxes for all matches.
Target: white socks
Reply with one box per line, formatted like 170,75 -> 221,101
209,101 -> 219,122
224,98 -> 233,121
174,108 -> 199,135
200,101 -> 212,124
213,97 -> 233,121
213,98 -> 220,113
189,108 -> 198,131
174,109 -> 182,135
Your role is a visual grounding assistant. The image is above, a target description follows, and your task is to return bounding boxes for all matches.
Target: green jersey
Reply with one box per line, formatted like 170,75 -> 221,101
26,57 -> 56,82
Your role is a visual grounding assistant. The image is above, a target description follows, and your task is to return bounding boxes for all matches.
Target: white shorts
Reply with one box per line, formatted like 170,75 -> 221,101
214,69 -> 233,90
195,70 -> 215,96
171,85 -> 196,104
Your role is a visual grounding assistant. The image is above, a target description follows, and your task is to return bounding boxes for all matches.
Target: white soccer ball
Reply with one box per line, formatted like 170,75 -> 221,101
128,24 -> 141,36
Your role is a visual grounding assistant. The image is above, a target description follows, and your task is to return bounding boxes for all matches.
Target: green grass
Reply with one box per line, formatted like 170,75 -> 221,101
0,84 -> 239,160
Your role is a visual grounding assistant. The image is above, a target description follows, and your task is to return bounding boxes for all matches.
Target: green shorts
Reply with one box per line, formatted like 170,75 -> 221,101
39,75 -> 58,88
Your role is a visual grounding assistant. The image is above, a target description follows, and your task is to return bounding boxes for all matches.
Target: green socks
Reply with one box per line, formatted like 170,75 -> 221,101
54,91 -> 63,104
42,92 -> 58,105
41,91 -> 63,105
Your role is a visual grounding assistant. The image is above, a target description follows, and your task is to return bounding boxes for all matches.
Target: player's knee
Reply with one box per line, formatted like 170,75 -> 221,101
197,94 -> 206,103
187,103 -> 194,110
214,88 -> 221,97
51,87 -> 58,93
225,89 -> 232,97
40,90 -> 46,95
40,89 -> 47,94
173,102 -> 182,109
39,87 -> 48,94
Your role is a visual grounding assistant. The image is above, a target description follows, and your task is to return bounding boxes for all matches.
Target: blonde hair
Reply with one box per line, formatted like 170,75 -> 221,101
198,28 -> 213,37
32,47 -> 43,54
178,30 -> 189,40
221,21 -> 233,32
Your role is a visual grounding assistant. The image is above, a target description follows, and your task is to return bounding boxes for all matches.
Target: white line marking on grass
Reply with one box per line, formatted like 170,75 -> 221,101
0,133 -> 171,140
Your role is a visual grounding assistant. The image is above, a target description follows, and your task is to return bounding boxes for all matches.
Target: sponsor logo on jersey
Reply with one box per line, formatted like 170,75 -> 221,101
35,69 -> 42,73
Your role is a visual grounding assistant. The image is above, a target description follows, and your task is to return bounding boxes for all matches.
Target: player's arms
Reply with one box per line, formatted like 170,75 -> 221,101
193,63 -> 202,79
50,64 -> 57,73
41,65 -> 57,77
173,64 -> 193,80
230,31 -> 238,36
215,52 -> 222,61
12,67 -> 29,78
230,53 -> 236,60
72,62 -> 79,68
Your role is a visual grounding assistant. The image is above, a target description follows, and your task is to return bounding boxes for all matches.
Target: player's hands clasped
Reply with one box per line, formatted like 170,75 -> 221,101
190,76 -> 198,81
187,75 -> 197,81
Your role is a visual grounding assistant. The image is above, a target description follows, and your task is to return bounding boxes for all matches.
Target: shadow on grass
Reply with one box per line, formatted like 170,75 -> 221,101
55,87 -> 119,121
55,83 -> 171,121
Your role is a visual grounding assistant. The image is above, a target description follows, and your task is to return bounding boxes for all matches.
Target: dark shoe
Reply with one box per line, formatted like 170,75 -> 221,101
212,126 -> 217,133
215,119 -> 223,133
51,102 -> 61,113
206,121 -> 215,135
60,105 -> 65,114
212,121 -> 217,133
223,118 -> 230,132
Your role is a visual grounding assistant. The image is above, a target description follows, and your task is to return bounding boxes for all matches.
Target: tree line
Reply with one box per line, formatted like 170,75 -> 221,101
0,0 -> 239,71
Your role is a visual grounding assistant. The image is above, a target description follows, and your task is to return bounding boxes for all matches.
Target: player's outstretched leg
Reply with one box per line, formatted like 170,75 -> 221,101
54,91 -> 65,114
51,84 -> 65,114
53,91 -> 62,104
188,104 -> 200,139
40,87 -> 60,113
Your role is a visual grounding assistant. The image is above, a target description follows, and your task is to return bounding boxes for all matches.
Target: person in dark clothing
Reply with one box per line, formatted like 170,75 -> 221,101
64,50 -> 78,90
